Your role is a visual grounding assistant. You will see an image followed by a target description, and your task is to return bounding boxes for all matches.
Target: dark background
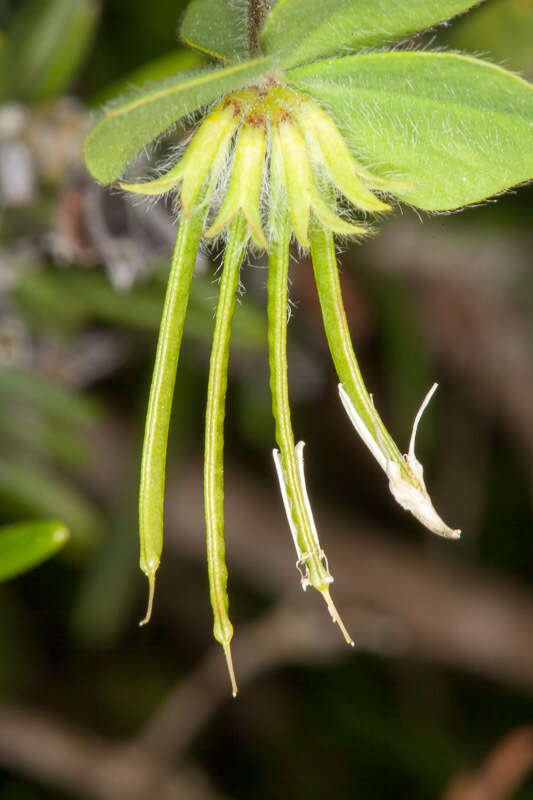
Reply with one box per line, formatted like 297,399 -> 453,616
0,1 -> 532,798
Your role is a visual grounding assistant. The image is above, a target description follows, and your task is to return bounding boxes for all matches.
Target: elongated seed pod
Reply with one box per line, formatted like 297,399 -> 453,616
267,208 -> 353,644
139,204 -> 206,625
309,226 -> 460,537
204,212 -> 249,696
308,226 -> 411,481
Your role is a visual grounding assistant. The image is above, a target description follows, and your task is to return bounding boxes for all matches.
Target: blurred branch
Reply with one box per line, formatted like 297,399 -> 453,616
113,456 -> 533,763
161,458 -> 533,693
0,705 -> 227,800
441,727 -> 533,800
139,601 -> 384,761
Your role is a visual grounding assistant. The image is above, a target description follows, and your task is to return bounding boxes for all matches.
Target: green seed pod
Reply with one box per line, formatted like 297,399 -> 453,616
309,226 -> 460,539
138,202 -> 207,625
204,212 -> 250,696
206,116 -> 268,248
267,186 -> 353,644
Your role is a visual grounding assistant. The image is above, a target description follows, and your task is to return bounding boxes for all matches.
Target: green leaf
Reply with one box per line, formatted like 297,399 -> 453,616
93,47 -> 205,107
0,520 -> 69,583
7,0 -> 99,102
261,0 -> 483,69
288,52 -> 533,210
181,0 -> 249,62
0,458 -> 102,554
84,56 -> 273,184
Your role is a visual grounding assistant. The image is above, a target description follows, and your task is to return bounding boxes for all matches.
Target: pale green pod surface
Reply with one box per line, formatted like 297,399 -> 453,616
139,204 -> 206,625
267,218 -> 330,592
267,206 -> 353,644
309,226 -> 409,478
310,229 -> 460,539
294,97 -> 391,213
206,120 -> 267,247
204,213 -> 250,696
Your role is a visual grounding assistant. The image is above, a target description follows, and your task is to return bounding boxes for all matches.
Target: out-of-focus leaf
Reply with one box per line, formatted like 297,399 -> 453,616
0,30 -> 5,102
261,0 -> 483,69
0,458 -> 102,553
83,56 -> 273,184
93,48 -> 205,106
15,266 -> 266,349
7,0 -> 100,102
72,476 -> 138,647
0,366 -> 98,428
181,0 -> 249,62
450,0 -> 533,78
0,413 -> 91,472
288,52 -> 533,210
0,520 -> 69,583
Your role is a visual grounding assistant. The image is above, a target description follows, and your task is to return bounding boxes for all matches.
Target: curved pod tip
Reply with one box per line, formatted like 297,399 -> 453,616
322,589 -> 355,647
139,570 -> 156,627
223,642 -> 239,697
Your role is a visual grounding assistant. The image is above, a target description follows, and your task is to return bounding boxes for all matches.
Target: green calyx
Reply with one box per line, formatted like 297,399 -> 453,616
120,81 -> 394,249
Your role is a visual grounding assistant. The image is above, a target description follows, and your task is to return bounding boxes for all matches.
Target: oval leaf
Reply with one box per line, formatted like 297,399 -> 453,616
261,0 -> 483,69
288,52 -> 533,210
0,520 -> 69,582
181,0 -> 250,62
84,56 -> 273,184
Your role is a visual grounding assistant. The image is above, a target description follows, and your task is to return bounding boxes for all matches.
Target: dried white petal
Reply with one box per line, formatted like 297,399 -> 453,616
338,382 -> 461,540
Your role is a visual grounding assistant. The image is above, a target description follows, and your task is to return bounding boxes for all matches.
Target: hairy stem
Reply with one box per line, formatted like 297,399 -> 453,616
138,206 -> 205,624
248,0 -> 267,56
204,213 -> 249,696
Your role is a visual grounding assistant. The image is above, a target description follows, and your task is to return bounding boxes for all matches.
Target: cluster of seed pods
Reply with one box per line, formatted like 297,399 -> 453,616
124,81 -> 460,695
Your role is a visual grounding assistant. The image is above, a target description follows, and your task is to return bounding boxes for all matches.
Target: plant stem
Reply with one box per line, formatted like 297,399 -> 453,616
248,0 -> 267,57
138,207 -> 205,625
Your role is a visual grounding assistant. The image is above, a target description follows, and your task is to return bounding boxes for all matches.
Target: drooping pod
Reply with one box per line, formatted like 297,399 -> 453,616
267,134 -> 353,645
138,202 -> 207,624
204,213 -> 250,696
309,226 -> 460,539
127,78 -> 460,694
